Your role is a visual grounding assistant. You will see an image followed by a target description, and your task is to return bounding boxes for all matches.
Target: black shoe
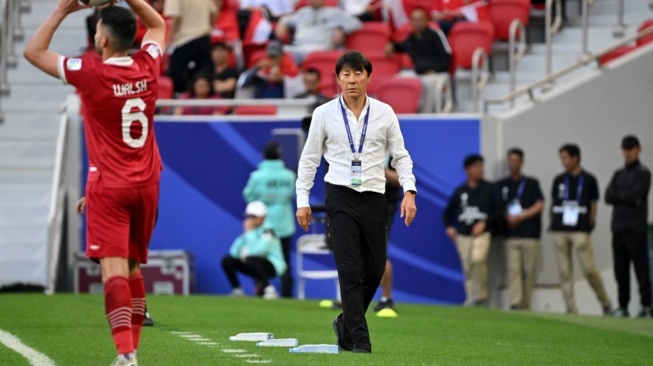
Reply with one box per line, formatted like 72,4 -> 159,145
352,336 -> 372,353
637,307 -> 651,318
609,307 -> 629,318
143,311 -> 154,326
373,298 -> 395,312
332,313 -> 354,351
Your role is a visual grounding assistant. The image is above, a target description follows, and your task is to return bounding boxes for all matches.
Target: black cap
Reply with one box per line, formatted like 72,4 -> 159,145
463,154 -> 484,168
621,135 -> 640,150
264,141 -> 281,160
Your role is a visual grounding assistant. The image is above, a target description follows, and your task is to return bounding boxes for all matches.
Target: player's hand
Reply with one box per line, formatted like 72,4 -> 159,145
296,206 -> 312,232
400,193 -> 416,226
60,0 -> 89,13
76,196 -> 87,214
445,226 -> 457,242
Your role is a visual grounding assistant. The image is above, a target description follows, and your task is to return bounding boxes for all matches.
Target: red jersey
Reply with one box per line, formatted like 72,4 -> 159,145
59,42 -> 163,188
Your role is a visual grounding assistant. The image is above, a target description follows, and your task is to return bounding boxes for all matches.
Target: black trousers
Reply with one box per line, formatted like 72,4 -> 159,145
612,230 -> 652,308
167,35 -> 212,94
326,183 -> 387,344
221,255 -> 276,291
280,236 -> 293,298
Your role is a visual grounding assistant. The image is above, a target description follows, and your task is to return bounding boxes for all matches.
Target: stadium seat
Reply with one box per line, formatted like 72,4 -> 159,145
242,41 -> 269,69
233,105 -> 277,115
294,0 -> 338,10
448,21 -> 495,69
636,19 -> 653,47
374,76 -> 422,114
157,76 -> 174,99
366,52 -> 401,76
598,45 -> 636,66
296,234 -> 340,301
345,22 -> 391,53
489,0 -> 530,41
302,50 -> 344,98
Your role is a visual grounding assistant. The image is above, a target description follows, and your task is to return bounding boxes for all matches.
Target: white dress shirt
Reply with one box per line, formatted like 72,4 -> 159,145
296,95 -> 417,208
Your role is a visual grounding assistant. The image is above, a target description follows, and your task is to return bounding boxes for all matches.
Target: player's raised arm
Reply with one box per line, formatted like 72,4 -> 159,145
23,0 -> 89,78
126,0 -> 166,49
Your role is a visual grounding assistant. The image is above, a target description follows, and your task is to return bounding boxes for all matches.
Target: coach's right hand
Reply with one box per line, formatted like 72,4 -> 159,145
296,207 -> 312,232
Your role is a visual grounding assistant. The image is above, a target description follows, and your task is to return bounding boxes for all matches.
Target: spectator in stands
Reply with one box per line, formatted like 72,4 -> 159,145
275,0 -> 362,64
341,0 -> 379,21
385,7 -> 451,112
240,40 -> 299,98
443,154 -> 499,306
432,0 -> 481,35
221,201 -> 287,299
164,0 -> 217,93
293,68 -> 329,112
240,0 -> 294,21
496,148 -> 544,311
550,144 -> 612,315
243,141 -> 297,298
211,0 -> 241,45
605,135 -> 651,318
208,42 -> 240,99
173,73 -> 229,116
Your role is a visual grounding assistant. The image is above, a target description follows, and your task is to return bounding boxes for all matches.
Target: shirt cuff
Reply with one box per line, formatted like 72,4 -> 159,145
297,194 -> 310,208
402,183 -> 417,194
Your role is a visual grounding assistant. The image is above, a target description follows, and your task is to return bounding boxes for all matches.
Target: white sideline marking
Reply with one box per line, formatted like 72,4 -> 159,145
246,360 -> 272,364
0,329 -> 56,366
170,330 -> 273,364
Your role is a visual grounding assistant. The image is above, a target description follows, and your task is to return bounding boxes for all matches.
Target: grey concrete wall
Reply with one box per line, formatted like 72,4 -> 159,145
482,45 -> 653,315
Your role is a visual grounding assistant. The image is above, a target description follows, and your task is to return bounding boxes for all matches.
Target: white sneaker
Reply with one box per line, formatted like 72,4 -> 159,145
230,288 -> 245,297
111,353 -> 137,366
262,285 -> 278,300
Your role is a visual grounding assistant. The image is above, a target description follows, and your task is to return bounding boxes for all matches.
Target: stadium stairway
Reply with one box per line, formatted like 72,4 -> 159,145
457,0 -> 653,113
0,0 -> 88,289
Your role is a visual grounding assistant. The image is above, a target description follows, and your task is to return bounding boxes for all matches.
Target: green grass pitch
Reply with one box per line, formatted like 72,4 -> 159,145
0,294 -> 651,365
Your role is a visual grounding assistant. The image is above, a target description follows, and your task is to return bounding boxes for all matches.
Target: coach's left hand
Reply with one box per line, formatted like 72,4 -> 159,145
400,193 -> 416,227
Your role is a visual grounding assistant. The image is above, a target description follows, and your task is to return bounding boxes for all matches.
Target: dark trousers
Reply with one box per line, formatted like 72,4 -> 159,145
612,231 -> 652,308
221,255 -> 276,292
167,35 -> 212,94
280,236 -> 293,298
326,183 -> 387,344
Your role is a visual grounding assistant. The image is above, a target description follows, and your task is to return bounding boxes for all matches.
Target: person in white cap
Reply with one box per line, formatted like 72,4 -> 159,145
221,201 -> 287,299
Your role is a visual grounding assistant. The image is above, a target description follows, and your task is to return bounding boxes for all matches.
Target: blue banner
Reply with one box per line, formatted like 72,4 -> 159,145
82,116 -> 480,304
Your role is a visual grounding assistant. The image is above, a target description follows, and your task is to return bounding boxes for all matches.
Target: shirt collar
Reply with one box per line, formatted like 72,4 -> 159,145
104,57 -> 134,66
339,94 -> 370,114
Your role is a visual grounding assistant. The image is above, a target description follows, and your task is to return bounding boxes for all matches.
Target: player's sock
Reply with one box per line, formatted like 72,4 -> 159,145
129,272 -> 146,350
104,275 -> 134,355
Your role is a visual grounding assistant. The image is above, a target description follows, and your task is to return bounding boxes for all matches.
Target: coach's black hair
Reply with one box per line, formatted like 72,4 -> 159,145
335,50 -> 373,76
99,6 -> 137,52
559,144 -> 581,162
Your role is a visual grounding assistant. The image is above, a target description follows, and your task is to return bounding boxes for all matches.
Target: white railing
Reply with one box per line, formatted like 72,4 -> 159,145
470,47 -> 489,113
483,25 -> 653,112
0,0 -> 29,123
45,104 -> 70,295
614,0 -> 626,37
508,19 -> 527,106
156,98 -> 314,117
581,0 -> 596,55
545,0 -> 563,76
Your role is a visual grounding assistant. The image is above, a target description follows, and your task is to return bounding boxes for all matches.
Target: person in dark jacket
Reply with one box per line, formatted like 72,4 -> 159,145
444,154 -> 500,306
605,135 -> 652,318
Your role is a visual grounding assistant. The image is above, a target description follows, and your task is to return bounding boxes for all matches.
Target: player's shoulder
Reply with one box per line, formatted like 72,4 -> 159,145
134,41 -> 163,61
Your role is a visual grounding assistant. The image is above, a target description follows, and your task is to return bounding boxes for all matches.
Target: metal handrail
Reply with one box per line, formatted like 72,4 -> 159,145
581,0 -> 592,55
433,74 -> 453,114
46,105 -> 69,295
0,0 -> 8,123
508,19 -> 527,106
545,0 -> 563,76
5,0 -> 18,68
470,47 -> 489,113
483,26 -> 653,113
614,0 -> 626,37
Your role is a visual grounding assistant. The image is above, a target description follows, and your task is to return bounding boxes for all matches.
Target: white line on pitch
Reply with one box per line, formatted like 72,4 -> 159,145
0,329 -> 56,366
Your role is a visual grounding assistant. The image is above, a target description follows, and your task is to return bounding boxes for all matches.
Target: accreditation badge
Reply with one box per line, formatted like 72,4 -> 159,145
351,160 -> 362,186
562,202 -> 580,226
507,199 -> 523,217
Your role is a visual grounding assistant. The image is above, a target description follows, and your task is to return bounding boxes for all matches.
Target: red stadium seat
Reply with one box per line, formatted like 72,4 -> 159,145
242,41 -> 268,69
448,21 -> 495,69
294,0 -> 338,10
157,76 -> 174,99
489,0 -> 530,41
366,52 -> 401,76
346,22 -> 391,53
599,45 -> 636,66
374,76 -> 422,114
636,19 -> 653,46
302,50 -> 344,98
233,105 -> 277,115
